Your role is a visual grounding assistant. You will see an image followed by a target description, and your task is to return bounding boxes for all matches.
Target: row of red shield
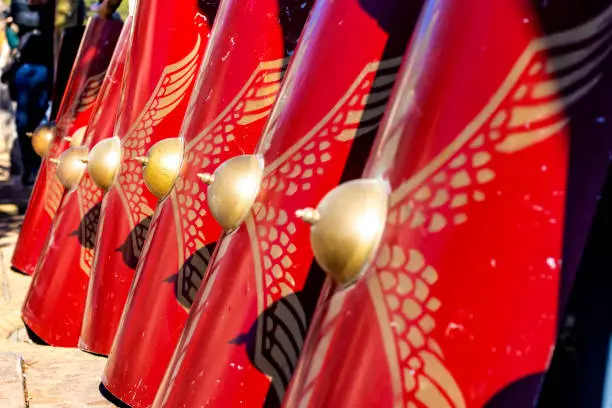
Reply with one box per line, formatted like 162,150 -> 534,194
10,0 -> 612,406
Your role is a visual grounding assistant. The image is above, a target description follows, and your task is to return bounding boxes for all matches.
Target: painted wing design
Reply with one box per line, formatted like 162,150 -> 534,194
76,176 -> 104,275
44,135 -> 68,218
55,110 -> 75,134
288,283 -> 348,406
85,74 -> 114,140
76,71 -> 106,113
136,203 -> 162,275
383,7 -> 612,234
56,70 -> 107,132
44,174 -> 64,219
361,7 -> 612,408
368,243 -> 465,408
158,235 -> 233,408
115,35 -> 202,252
171,58 -> 290,309
246,57 -> 404,402
43,69 -> 110,219
252,56 -> 402,312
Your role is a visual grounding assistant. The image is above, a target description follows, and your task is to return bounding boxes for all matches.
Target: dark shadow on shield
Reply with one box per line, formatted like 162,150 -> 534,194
70,202 -> 102,249
229,265 -> 326,408
226,1 -> 426,405
197,0 -> 220,22
335,0 -> 424,183
23,321 -> 48,346
538,164 -> 612,408
165,242 -> 217,310
534,1 -> 612,407
99,383 -> 130,408
116,216 -> 152,270
485,373 -> 546,408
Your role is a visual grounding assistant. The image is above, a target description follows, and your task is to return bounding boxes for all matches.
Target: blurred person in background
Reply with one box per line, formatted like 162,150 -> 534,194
96,0 -> 122,18
2,0 -> 120,188
5,0 -> 56,187
0,4 -> 19,180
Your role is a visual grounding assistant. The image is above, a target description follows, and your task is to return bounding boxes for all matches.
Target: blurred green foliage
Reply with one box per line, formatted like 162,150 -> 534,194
84,0 -> 130,19
0,0 -> 129,19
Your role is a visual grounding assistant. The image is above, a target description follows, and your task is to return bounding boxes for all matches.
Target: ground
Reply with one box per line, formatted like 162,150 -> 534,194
0,149 -> 115,408
0,12 -> 113,401
0,2 -> 125,405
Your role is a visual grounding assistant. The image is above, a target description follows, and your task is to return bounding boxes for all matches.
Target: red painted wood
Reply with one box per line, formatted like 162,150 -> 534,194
103,0 -> 313,406
11,17 -> 123,276
284,1 -> 612,407
152,0 -> 422,406
21,17 -> 132,348
78,0 -> 218,356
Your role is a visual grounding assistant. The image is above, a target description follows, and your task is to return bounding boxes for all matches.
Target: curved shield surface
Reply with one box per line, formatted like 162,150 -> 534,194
79,0 -> 220,356
152,0 -> 424,406
21,18 -> 133,348
12,17 -> 124,276
284,1 -> 612,407
103,0 -> 313,406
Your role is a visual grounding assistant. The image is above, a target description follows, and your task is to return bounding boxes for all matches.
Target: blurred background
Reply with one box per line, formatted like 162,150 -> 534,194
83,0 -> 127,18
0,0 -> 126,215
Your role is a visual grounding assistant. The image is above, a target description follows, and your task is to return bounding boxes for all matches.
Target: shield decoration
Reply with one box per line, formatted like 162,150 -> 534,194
284,1 -> 612,407
12,16 -> 124,276
78,0 -> 220,356
102,0 -> 315,406
21,17 -> 133,348
151,0 -> 425,406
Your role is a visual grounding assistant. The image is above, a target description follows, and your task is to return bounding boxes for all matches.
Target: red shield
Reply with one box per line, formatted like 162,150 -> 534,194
11,17 -> 123,276
283,1 -> 612,407
78,0 -> 219,356
102,1 -> 313,406
151,0 -> 423,406
21,18 -> 133,348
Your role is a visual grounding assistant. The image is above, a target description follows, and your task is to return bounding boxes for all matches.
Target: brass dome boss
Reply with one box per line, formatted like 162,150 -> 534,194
137,138 -> 183,199
198,154 -> 265,231
296,179 -> 389,284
